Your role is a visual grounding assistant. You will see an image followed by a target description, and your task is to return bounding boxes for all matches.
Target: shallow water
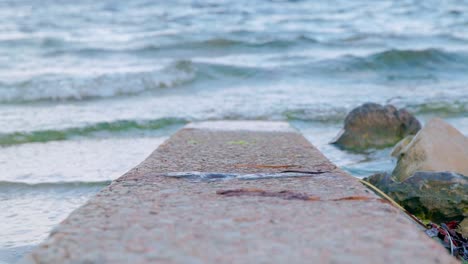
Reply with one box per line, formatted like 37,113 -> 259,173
1,0 -> 467,262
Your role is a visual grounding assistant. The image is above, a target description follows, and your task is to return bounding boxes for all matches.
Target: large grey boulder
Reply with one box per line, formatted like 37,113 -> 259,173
332,103 -> 421,151
366,171 -> 467,235
392,118 -> 468,181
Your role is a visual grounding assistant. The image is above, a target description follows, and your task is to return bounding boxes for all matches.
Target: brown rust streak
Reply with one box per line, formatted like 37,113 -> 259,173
331,196 -> 373,201
217,189 -> 389,204
216,189 -> 320,201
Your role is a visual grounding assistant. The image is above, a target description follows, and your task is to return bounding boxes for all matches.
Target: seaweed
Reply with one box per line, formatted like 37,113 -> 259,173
426,221 -> 467,261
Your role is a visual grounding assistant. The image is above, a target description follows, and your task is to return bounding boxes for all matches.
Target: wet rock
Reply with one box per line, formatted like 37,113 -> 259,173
365,171 -> 467,231
332,103 -> 421,151
392,118 -> 468,181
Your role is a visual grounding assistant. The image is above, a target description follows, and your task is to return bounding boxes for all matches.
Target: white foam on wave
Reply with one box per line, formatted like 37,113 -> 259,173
186,120 -> 297,132
0,61 -> 195,102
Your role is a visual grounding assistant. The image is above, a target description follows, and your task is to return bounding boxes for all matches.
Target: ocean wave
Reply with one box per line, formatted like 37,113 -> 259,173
282,100 -> 468,123
0,180 -> 111,190
342,48 -> 466,71
0,60 -> 196,103
405,101 -> 468,116
173,36 -> 317,49
0,118 -> 186,146
0,60 -> 266,103
384,95 -> 468,116
339,32 -> 468,45
42,35 -> 318,57
249,48 -> 468,81
283,108 -> 348,122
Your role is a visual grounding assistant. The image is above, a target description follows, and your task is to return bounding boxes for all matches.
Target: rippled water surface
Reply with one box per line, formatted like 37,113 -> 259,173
1,0 -> 467,262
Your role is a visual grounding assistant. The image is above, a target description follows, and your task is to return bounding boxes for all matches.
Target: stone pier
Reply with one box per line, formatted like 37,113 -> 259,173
22,121 -> 456,263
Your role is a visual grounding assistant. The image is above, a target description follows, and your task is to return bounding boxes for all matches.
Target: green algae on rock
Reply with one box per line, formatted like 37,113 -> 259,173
365,171 -> 467,236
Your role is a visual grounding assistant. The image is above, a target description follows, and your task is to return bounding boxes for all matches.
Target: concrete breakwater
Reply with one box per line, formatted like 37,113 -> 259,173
21,121 -> 456,263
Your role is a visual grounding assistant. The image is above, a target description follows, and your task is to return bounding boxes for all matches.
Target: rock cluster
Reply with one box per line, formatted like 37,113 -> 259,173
337,104 -> 467,236
365,118 -> 468,236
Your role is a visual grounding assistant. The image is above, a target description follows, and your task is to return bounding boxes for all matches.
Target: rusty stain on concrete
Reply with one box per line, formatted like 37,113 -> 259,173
216,189 -> 392,204
216,188 -> 321,201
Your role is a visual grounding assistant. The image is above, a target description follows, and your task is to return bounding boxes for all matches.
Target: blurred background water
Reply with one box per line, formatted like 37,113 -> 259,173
1,0 -> 467,262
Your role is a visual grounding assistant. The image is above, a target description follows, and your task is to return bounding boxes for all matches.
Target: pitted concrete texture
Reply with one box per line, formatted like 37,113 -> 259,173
22,121 -> 456,264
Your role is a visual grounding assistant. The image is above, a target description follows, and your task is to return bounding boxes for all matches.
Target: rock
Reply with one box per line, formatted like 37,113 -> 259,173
391,135 -> 414,158
365,172 -> 394,188
365,171 -> 467,227
332,103 -> 421,151
392,118 -> 468,181
458,219 -> 468,237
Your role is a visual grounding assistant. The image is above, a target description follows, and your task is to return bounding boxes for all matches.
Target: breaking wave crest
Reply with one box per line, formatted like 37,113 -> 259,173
0,117 -> 186,146
0,59 -> 267,103
0,180 -> 111,190
340,48 -> 467,71
0,60 -> 196,103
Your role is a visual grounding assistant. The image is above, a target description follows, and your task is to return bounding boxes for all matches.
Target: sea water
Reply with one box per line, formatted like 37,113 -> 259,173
1,0 -> 467,262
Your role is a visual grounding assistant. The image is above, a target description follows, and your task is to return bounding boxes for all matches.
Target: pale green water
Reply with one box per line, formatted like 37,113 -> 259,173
1,0 -> 467,262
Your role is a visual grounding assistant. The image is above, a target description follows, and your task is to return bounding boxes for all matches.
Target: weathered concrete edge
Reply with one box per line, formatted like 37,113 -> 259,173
20,121 -> 458,263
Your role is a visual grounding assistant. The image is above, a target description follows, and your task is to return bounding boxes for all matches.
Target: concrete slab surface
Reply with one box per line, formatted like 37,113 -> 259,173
21,121 -> 456,263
